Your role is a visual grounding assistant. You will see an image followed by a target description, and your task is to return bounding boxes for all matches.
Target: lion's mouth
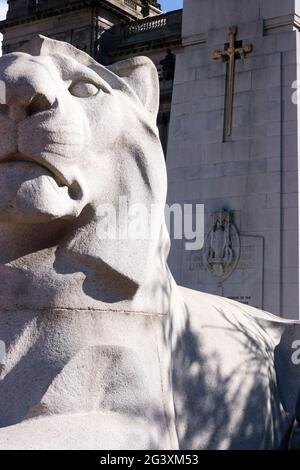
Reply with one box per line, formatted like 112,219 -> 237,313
0,152 -> 69,189
0,151 -> 84,221
0,153 -> 83,203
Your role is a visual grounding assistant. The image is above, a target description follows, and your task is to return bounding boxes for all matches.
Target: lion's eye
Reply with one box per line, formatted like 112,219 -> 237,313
69,81 -> 100,98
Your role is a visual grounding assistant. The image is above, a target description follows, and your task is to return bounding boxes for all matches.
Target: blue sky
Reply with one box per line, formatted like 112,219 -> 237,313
0,0 -> 7,20
160,0 -> 183,11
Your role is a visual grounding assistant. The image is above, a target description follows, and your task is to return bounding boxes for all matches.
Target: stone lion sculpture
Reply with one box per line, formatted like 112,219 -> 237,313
0,35 -> 299,450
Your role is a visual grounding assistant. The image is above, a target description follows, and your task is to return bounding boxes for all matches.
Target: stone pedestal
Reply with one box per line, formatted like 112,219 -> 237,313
167,0 -> 300,319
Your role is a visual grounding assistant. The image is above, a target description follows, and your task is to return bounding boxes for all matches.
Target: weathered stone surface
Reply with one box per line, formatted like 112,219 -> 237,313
167,0 -> 300,319
0,35 -> 299,450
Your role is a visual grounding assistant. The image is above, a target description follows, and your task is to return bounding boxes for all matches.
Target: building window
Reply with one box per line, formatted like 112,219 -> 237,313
28,0 -> 38,14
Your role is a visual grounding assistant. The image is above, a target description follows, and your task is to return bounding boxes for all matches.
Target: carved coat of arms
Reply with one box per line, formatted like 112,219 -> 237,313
203,211 -> 240,281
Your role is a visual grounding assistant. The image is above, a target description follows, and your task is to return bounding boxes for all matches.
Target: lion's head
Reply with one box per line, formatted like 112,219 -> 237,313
0,36 -> 171,311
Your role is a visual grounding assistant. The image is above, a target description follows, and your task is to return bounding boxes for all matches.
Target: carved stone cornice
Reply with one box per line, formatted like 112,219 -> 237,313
264,13 -> 300,32
0,0 -> 142,31
100,9 -> 182,61
182,32 -> 207,47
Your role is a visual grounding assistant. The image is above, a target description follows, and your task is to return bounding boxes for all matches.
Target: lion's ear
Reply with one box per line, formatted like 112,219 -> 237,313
108,56 -> 160,120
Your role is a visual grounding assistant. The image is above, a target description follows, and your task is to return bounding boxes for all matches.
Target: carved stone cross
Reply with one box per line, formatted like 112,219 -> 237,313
213,26 -> 253,138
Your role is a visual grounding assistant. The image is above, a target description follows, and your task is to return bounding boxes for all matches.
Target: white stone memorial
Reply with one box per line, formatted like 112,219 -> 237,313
0,35 -> 299,450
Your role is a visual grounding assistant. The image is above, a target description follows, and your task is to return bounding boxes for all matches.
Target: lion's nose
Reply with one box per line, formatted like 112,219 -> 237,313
2,62 -> 56,123
7,93 -> 54,123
